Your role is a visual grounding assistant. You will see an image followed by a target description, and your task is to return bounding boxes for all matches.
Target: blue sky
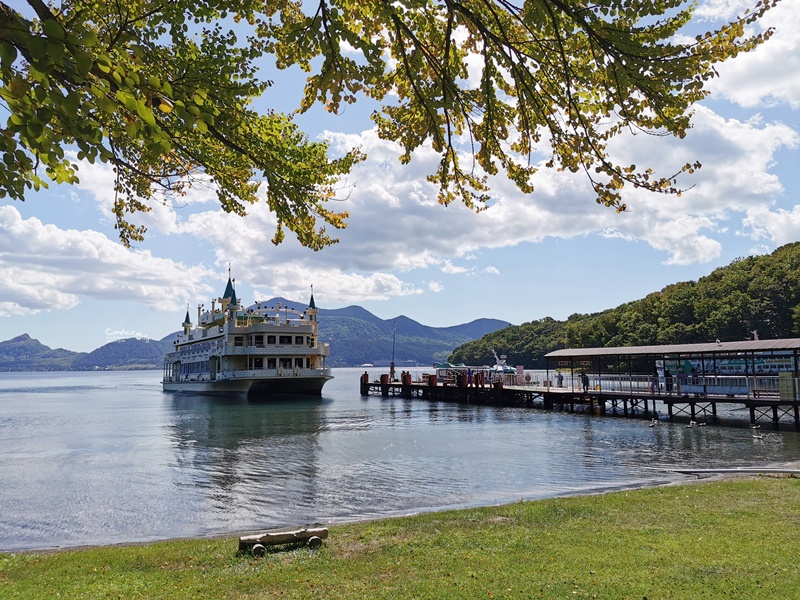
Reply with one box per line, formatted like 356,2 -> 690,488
2,1 -> 800,352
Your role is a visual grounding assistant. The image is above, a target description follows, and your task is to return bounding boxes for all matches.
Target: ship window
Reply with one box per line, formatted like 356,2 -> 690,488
279,335 -> 292,345
253,357 -> 263,369
267,358 -> 277,369
267,335 -> 276,344
294,335 -> 303,345
280,358 -> 293,369
234,336 -> 244,347
254,335 -> 264,348
294,358 -> 304,369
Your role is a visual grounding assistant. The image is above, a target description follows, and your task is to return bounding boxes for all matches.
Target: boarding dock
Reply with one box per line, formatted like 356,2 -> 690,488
361,338 -> 800,429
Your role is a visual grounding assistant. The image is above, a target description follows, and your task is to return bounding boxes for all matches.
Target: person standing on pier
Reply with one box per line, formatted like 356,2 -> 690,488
677,367 -> 687,394
650,369 -> 659,394
665,368 -> 673,394
581,371 -> 589,393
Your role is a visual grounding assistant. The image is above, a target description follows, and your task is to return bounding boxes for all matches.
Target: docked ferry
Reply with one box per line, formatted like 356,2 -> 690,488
162,277 -> 332,395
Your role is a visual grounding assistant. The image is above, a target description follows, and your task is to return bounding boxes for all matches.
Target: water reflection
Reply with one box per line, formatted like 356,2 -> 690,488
166,395 -> 325,525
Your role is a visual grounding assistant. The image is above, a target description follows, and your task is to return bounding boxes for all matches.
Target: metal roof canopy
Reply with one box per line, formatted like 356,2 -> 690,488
546,338 -> 800,359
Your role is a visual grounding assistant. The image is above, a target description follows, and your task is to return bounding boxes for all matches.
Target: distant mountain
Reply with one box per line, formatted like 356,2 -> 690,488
0,334 -> 80,371
0,303 -> 511,371
315,306 -> 510,367
70,337 -> 174,370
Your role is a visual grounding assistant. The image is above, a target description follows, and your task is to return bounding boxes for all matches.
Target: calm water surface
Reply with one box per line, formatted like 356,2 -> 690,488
1,368 -> 799,551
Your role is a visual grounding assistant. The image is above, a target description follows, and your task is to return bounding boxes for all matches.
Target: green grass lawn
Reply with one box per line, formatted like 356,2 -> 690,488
2,476 -> 799,599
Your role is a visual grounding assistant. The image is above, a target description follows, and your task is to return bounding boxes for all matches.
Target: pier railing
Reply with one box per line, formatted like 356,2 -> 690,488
517,371 -> 798,401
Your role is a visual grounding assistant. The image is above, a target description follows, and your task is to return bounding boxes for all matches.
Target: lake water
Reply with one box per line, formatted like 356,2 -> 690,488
1,368 -> 799,551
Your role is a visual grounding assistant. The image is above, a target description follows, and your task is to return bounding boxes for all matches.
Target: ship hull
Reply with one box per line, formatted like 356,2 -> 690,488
162,373 -> 332,396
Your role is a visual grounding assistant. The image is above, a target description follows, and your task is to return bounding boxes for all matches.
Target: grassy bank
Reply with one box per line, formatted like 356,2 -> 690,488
2,477 -> 799,599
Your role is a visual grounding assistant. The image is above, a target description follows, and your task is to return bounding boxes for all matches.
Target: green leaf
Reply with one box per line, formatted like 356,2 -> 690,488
135,100 -> 157,127
0,42 -> 18,68
27,37 -> 48,61
75,51 -> 93,77
80,30 -> 100,47
41,19 -> 66,41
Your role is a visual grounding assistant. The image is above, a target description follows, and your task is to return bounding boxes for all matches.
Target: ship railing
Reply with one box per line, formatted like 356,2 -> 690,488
224,345 -> 328,356
222,367 -> 332,379
229,321 -> 314,333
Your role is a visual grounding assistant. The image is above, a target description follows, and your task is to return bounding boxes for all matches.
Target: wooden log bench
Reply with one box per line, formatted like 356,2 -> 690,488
238,526 -> 329,555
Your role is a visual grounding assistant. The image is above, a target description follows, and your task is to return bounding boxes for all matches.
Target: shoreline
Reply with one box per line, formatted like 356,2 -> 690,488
5,476 -> 800,600
8,463 -> 799,556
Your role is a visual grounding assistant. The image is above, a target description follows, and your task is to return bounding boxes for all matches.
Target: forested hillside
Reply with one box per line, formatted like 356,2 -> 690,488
449,242 -> 800,369
0,334 -> 78,370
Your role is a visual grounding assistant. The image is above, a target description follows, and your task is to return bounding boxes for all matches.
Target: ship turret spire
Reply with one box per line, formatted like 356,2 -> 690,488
220,267 -> 235,324
227,278 -> 239,327
309,284 -> 316,310
182,304 -> 192,335
230,285 -> 238,307
307,284 -> 318,333
223,276 -> 234,300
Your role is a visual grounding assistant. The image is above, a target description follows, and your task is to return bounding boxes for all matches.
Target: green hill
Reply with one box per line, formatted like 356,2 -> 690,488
449,242 -> 800,368
71,337 -> 174,370
0,334 -> 80,371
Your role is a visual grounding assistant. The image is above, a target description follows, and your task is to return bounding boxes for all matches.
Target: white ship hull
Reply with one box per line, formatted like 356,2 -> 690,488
163,369 -> 333,395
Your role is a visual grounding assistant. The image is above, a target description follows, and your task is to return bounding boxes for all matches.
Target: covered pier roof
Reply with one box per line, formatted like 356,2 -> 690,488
545,338 -> 800,359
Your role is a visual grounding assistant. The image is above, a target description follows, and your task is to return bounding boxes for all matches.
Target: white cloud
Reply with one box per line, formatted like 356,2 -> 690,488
696,0 -> 759,22
161,97 -> 797,303
74,156 -> 224,236
428,281 -> 445,293
704,1 -> 800,108
0,206 -> 214,315
742,204 -> 800,245
441,260 -> 469,274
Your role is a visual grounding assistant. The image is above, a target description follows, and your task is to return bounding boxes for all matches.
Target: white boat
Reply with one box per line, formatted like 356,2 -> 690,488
162,277 -> 332,395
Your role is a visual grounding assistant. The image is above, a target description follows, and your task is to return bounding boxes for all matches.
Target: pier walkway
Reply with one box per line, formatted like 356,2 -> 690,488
361,338 -> 800,429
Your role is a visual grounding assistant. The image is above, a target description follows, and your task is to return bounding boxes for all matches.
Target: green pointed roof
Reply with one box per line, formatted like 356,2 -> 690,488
230,286 -> 238,307
309,293 -> 316,310
223,277 -> 234,299
183,310 -> 191,326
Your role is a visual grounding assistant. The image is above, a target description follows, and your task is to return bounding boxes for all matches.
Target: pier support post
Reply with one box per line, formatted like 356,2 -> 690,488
360,372 -> 369,396
429,374 -> 438,400
493,381 -> 503,402
380,374 -> 389,397
401,371 -> 412,399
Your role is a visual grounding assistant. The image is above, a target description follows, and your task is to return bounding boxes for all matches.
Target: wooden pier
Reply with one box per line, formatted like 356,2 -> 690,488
359,372 -> 543,407
359,372 -> 800,429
